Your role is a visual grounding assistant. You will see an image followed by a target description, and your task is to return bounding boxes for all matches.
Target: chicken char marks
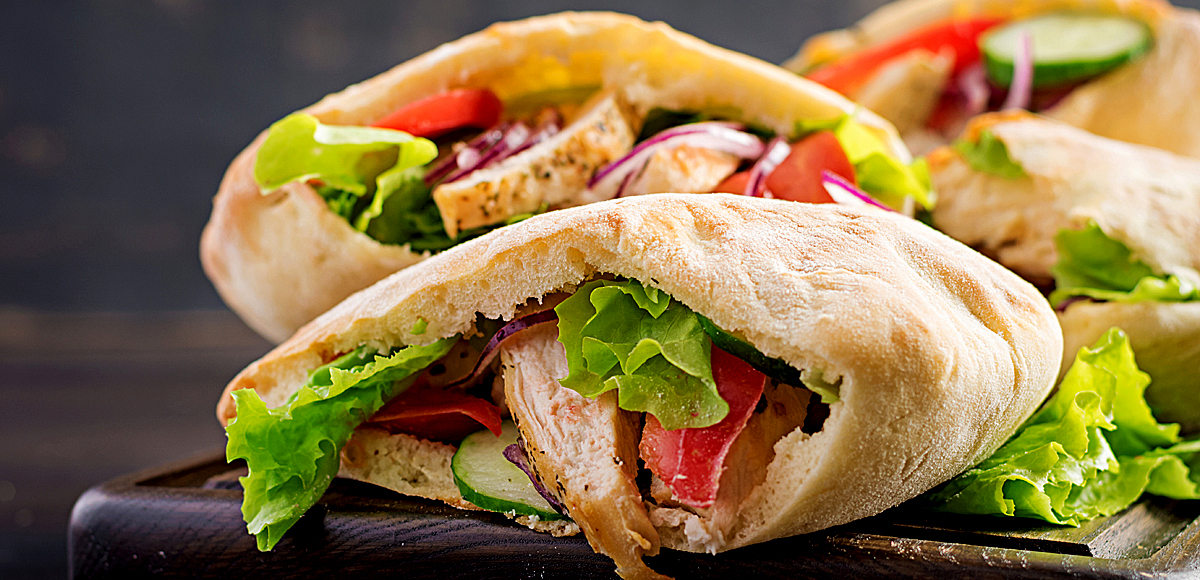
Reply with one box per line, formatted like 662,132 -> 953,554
499,324 -> 667,580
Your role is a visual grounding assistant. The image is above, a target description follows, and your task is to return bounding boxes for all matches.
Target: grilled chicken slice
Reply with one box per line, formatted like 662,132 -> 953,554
854,48 -> 952,135
628,144 -> 740,196
500,324 -> 666,580
433,90 -> 637,238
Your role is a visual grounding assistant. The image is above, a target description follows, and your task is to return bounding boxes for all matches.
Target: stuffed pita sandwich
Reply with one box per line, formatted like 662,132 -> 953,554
216,194 -> 1060,580
928,111 -> 1200,431
786,0 -> 1200,156
200,11 -> 929,343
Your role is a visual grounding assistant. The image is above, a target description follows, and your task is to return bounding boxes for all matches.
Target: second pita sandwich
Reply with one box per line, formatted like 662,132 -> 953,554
787,0 -> 1200,157
928,111 -> 1200,430
201,11 -> 928,343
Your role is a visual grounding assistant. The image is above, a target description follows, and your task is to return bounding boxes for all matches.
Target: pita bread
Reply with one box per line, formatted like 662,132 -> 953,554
217,194 -> 1060,579
786,0 -> 1200,157
928,112 -> 1200,431
201,11 -> 908,343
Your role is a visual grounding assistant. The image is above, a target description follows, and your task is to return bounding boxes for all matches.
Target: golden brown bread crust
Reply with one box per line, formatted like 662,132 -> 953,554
929,113 -> 1200,286
785,0 -> 1200,157
215,194 -> 1061,555
201,11 -> 909,343
928,113 -> 1200,433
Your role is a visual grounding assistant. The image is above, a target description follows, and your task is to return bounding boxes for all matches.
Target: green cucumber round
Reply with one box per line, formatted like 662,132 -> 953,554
451,420 -> 563,520
982,13 -> 1152,88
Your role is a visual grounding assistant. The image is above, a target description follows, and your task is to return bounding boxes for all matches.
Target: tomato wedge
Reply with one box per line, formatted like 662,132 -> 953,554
712,131 -> 853,204
371,88 -> 504,139
712,170 -> 752,196
639,346 -> 767,509
766,131 -> 853,204
807,16 -> 1006,96
367,384 -> 503,443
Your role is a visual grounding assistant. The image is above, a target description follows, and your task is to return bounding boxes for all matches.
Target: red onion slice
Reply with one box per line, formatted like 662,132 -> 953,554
504,440 -> 568,516
588,122 -> 765,200
507,110 -> 562,158
423,123 -> 508,186
441,122 -> 532,184
614,170 -> 638,199
957,63 -> 991,117
447,309 -> 559,389
743,136 -> 791,197
821,170 -> 895,212
1002,32 -> 1034,111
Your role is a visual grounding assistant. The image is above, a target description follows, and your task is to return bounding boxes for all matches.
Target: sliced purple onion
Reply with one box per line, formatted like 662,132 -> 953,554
1002,32 -> 1034,111
957,63 -> 991,117
441,122 -> 532,184
447,309 -> 559,389
506,110 -> 562,159
503,440 -> 568,515
614,170 -> 638,199
587,122 -> 765,200
424,124 -> 508,186
743,136 -> 791,197
821,170 -> 895,212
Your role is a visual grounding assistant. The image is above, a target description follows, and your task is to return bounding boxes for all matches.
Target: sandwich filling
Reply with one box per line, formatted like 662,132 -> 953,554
803,11 -> 1154,144
224,276 -> 836,577
251,87 -> 932,253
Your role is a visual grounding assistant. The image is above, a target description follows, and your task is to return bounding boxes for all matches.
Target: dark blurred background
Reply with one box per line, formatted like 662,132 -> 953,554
3,1 -> 1197,578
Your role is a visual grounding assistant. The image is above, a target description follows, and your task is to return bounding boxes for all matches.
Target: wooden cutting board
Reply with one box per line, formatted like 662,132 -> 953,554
68,450 -> 1200,579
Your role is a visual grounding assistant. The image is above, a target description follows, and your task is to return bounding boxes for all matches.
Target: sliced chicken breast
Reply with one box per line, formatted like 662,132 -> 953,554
500,324 -> 666,580
628,144 -> 740,196
433,91 -> 637,238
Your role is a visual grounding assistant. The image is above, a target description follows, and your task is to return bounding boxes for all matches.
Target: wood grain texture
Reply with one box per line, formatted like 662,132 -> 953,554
69,452 -> 1200,579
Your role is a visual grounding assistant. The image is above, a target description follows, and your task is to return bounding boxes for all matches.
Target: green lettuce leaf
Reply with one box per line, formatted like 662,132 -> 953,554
226,337 -> 457,551
952,130 -> 1027,179
254,113 -> 438,195
1049,222 -> 1200,306
796,115 -> 935,210
253,113 -> 441,247
926,328 -> 1200,525
555,279 -> 728,430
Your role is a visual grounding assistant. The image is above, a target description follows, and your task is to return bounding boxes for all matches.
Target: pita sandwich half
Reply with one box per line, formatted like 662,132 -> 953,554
929,111 -> 1200,430
201,11 -> 924,343
216,194 -> 1060,579
787,0 -> 1200,157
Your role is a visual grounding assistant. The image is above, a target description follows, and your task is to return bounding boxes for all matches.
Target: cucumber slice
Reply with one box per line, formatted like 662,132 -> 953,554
698,314 -> 802,386
451,420 -> 564,520
982,13 -> 1151,88
698,315 -> 841,402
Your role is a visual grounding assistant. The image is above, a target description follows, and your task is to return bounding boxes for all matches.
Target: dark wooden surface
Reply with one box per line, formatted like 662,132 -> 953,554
69,452 -> 1200,580
0,310 -> 272,580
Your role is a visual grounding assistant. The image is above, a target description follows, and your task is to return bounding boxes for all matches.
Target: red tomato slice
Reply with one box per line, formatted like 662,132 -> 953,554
371,88 -> 504,138
712,170 -> 754,196
367,385 -> 503,443
639,346 -> 767,509
765,130 -> 854,204
807,16 -> 1006,96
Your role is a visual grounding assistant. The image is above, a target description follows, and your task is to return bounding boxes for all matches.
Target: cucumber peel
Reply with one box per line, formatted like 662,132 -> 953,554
982,13 -> 1151,88
452,421 -> 564,520
697,315 -> 839,403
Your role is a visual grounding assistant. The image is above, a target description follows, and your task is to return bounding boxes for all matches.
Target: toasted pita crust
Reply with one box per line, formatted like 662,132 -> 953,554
786,0 -> 1200,157
201,11 -> 909,343
928,113 -> 1200,286
927,113 -> 1200,431
216,194 -> 1060,560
